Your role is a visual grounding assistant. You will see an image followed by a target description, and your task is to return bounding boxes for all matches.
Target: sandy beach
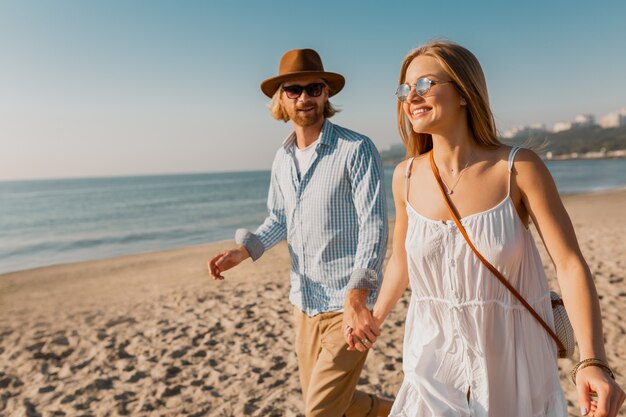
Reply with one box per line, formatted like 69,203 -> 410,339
1,189 -> 625,417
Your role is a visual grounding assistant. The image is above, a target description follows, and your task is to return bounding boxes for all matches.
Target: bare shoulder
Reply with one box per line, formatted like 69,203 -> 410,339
512,147 -> 550,175
511,147 -> 556,194
402,151 -> 429,173
393,159 -> 409,183
391,159 -> 413,200
393,154 -> 427,179
482,144 -> 516,163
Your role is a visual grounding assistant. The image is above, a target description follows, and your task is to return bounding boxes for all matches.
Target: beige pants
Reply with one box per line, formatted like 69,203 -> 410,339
294,307 -> 379,417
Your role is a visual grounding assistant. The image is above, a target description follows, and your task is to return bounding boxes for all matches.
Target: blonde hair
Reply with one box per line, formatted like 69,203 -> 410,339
269,82 -> 340,122
397,40 -> 500,156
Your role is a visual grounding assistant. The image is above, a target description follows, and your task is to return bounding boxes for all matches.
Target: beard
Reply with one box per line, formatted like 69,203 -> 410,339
286,101 -> 325,127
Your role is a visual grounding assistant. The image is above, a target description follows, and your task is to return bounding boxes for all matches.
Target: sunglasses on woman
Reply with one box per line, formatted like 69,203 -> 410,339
282,83 -> 325,99
395,77 -> 454,102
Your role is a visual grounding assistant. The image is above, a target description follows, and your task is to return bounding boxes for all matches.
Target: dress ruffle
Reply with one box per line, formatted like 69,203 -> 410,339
389,379 -> 568,417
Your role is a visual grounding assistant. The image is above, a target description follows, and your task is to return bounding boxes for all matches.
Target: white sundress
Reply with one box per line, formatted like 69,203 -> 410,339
390,148 -> 567,417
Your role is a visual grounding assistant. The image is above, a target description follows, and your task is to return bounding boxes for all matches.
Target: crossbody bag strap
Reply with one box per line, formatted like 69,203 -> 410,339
428,150 -> 566,356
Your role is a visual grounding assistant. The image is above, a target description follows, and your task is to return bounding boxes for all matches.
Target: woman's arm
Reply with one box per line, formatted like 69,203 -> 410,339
515,149 -> 625,417
373,161 -> 410,325
344,161 -> 410,350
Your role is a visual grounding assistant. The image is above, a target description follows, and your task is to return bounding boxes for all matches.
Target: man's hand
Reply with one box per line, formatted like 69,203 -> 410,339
342,289 -> 380,352
208,245 -> 250,280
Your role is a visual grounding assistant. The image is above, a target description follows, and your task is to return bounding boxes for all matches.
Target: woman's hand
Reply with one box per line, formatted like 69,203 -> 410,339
342,290 -> 380,352
343,312 -> 383,351
575,365 -> 625,416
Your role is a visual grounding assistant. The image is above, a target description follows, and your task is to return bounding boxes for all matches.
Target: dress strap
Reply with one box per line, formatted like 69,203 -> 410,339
507,146 -> 521,196
508,146 -> 521,172
405,157 -> 415,201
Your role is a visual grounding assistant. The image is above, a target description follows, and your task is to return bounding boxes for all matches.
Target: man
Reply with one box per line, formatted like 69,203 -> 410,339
208,48 -> 391,417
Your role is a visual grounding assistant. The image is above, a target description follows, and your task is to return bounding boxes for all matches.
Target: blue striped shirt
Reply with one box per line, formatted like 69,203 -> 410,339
236,120 -> 388,316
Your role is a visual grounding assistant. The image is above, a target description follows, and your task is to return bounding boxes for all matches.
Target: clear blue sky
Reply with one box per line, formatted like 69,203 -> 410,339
1,0 -> 625,180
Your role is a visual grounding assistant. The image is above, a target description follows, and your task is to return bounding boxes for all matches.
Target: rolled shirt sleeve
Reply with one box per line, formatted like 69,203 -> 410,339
234,228 -> 264,261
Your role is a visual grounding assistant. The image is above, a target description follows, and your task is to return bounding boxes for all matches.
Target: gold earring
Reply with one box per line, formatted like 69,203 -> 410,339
460,98 -> 467,106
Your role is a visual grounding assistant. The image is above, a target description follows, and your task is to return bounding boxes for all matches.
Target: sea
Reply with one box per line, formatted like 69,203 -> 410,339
1,159 -> 625,274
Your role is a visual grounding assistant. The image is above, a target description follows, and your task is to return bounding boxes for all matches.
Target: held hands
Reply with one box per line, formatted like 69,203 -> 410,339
342,290 -> 381,352
575,365 -> 625,417
207,245 -> 250,280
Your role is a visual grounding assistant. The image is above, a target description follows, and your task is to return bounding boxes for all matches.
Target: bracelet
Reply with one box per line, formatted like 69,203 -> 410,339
570,358 -> 616,385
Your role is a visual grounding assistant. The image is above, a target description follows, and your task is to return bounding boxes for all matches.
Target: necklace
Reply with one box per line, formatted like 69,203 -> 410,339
438,152 -> 474,195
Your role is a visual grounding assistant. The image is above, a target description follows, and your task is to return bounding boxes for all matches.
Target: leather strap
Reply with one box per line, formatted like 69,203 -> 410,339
429,150 -> 566,357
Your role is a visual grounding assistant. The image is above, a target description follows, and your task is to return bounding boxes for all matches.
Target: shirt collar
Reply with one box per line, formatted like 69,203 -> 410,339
282,119 -> 337,151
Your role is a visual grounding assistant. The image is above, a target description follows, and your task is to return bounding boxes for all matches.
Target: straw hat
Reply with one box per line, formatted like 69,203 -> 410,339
260,48 -> 345,98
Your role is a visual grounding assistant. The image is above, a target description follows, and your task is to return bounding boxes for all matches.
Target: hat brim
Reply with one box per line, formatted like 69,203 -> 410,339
260,71 -> 345,98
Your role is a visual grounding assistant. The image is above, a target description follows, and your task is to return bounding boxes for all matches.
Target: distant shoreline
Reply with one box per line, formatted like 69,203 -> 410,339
2,162 -> 625,276
382,149 -> 626,166
544,149 -> 626,161
2,188 -> 626,277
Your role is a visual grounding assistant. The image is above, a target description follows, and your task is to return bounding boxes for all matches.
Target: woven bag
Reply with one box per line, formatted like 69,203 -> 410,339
549,292 -> 575,358
429,151 -> 576,358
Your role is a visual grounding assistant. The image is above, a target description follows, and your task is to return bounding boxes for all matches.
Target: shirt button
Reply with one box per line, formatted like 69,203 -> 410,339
450,259 -> 456,267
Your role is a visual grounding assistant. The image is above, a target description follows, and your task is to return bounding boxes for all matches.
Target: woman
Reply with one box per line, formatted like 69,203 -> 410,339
348,41 -> 625,416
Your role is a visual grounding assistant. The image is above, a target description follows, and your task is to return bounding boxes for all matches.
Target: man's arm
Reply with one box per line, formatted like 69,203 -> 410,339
208,157 -> 288,278
208,244 -> 250,280
347,138 -> 388,289
242,159 -> 288,259
343,138 -> 388,351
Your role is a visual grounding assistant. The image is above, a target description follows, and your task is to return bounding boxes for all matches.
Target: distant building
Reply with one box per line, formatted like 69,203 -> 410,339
502,124 -> 546,139
573,114 -> 595,127
509,109 -> 625,137
502,126 -> 522,139
599,109 -> 626,128
553,121 -> 572,132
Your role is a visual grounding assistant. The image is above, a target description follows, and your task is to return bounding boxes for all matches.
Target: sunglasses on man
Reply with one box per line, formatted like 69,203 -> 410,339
282,83 -> 326,99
